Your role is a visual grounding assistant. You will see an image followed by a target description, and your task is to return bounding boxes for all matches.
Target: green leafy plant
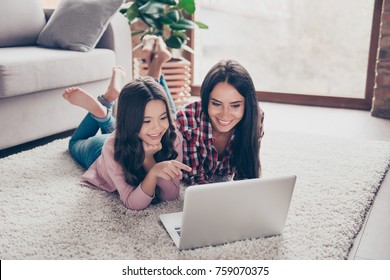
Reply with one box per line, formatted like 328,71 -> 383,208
121,0 -> 208,50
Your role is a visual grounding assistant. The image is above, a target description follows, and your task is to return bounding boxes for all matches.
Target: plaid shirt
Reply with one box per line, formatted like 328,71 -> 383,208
176,101 -> 264,185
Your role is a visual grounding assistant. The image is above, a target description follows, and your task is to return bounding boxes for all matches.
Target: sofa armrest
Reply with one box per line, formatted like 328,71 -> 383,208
96,12 -> 132,80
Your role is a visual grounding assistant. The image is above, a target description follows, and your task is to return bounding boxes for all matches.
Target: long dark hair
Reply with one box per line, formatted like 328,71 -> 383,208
200,59 -> 261,179
114,76 -> 178,189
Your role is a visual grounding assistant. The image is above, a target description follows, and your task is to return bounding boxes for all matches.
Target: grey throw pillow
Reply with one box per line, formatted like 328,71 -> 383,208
37,0 -> 125,52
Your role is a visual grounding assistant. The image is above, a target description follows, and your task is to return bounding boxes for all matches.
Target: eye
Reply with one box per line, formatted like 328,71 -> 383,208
160,115 -> 168,120
211,101 -> 222,107
143,120 -> 151,124
231,104 -> 241,109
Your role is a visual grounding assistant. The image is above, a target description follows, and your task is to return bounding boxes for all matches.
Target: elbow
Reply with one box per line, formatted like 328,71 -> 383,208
161,188 -> 180,201
123,196 -> 150,211
124,200 -> 149,211
158,180 -> 180,201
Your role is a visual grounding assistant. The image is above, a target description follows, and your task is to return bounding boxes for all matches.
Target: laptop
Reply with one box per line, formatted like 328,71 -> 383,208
160,175 -> 297,250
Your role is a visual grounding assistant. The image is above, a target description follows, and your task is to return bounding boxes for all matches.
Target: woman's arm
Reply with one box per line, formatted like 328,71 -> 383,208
181,134 -> 209,185
258,105 -> 265,139
176,103 -> 210,185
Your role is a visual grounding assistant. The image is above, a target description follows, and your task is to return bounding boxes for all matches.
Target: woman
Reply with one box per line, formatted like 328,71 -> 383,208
175,60 -> 264,185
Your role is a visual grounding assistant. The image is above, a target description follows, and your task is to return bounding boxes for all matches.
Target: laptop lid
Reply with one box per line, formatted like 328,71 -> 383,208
161,175 -> 297,250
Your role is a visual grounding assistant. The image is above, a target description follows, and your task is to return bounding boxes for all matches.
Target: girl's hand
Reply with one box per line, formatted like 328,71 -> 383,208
151,160 -> 192,181
142,141 -> 162,171
143,141 -> 163,158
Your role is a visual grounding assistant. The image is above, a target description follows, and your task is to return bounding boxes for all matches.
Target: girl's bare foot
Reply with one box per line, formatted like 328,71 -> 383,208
148,37 -> 172,79
141,34 -> 158,65
63,87 -> 107,118
103,66 -> 126,103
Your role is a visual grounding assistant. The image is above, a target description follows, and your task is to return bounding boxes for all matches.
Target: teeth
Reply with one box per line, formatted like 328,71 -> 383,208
218,119 -> 231,126
149,133 -> 160,137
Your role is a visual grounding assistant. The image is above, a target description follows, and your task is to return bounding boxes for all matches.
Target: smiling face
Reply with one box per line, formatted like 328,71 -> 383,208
207,82 -> 245,134
138,100 -> 169,145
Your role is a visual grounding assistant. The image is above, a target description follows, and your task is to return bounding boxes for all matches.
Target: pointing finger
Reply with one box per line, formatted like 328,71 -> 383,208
171,161 -> 192,172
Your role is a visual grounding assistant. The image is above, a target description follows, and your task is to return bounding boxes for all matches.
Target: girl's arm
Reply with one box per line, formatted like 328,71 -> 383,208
141,159 -> 190,196
95,135 -> 157,210
104,152 -> 154,210
156,132 -> 192,199
106,155 -> 188,209
141,133 -> 191,199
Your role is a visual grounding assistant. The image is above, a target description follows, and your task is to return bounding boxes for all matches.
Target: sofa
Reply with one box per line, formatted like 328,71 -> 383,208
0,0 -> 132,150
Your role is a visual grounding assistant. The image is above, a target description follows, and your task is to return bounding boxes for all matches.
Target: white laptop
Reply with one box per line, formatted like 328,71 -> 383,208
160,175 -> 297,250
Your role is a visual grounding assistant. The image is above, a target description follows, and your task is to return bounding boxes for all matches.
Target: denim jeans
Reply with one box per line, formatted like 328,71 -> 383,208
68,75 -> 175,169
68,111 -> 115,169
159,75 -> 176,114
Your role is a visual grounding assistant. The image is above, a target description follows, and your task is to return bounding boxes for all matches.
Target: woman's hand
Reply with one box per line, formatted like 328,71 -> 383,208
151,160 -> 192,181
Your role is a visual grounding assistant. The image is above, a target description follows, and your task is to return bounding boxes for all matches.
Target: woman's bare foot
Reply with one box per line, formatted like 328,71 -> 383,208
63,87 -> 107,118
103,66 -> 126,103
141,34 -> 158,64
148,37 -> 172,79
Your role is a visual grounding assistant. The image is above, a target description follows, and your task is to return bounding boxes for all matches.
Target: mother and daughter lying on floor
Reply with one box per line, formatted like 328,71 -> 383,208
63,35 -> 264,210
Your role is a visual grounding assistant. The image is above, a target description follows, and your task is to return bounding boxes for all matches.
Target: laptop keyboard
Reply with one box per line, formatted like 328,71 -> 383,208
175,226 -> 181,236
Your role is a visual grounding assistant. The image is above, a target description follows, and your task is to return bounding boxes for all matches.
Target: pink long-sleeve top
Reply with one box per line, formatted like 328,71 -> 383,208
80,131 -> 183,210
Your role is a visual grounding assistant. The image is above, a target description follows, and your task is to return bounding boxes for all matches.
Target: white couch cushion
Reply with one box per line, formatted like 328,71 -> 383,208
0,47 -> 115,98
0,0 -> 46,47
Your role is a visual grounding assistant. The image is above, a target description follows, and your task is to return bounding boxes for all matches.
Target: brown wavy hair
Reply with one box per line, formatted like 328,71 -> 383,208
114,76 -> 178,195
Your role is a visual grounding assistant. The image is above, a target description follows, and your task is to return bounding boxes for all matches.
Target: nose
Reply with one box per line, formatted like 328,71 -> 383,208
151,119 -> 162,130
221,105 -> 230,117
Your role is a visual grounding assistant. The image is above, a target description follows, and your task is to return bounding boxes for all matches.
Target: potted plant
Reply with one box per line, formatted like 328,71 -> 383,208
121,0 -> 208,107
121,0 -> 208,51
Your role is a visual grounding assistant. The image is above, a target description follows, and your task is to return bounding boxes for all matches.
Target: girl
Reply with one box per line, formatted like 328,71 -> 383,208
64,40 -> 191,210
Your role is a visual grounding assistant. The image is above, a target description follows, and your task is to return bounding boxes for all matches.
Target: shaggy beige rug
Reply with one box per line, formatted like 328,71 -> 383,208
1,130 -> 390,259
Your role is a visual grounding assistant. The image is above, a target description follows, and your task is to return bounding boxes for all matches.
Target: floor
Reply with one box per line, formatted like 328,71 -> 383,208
1,101 -> 389,259
260,101 -> 390,260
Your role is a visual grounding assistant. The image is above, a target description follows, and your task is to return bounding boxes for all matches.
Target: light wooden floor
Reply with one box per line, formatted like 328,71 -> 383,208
261,101 -> 390,260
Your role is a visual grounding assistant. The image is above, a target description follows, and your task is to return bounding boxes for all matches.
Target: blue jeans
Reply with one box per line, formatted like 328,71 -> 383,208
68,110 -> 115,169
68,76 -> 175,169
159,75 -> 176,114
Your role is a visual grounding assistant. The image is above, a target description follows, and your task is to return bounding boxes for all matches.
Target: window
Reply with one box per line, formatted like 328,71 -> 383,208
192,0 -> 381,109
